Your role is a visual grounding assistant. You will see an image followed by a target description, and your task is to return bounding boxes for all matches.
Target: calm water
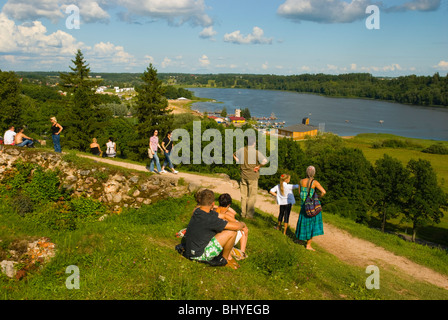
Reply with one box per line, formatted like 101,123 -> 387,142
190,88 -> 448,141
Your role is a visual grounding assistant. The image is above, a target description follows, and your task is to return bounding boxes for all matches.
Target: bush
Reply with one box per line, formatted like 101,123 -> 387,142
422,143 -> 448,155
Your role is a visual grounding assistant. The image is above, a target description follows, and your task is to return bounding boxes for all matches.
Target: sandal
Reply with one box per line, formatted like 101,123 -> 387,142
226,259 -> 240,270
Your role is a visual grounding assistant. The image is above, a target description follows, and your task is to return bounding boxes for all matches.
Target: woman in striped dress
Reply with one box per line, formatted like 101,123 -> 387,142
295,166 -> 326,251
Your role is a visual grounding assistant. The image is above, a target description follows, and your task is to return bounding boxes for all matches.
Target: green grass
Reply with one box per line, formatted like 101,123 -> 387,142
1,195 -> 447,300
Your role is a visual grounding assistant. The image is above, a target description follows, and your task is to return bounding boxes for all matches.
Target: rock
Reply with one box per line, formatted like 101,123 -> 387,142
188,182 -> 200,192
1,260 -> 18,278
112,193 -> 122,203
132,189 -> 141,197
129,176 -> 139,184
79,169 -> 90,176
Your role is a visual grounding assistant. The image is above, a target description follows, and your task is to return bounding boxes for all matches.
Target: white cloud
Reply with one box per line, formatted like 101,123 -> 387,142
91,41 -> 135,66
161,57 -> 172,68
277,0 -> 441,24
277,0 -> 373,23
262,62 -> 269,70
144,55 -> 155,64
115,0 -> 213,27
0,12 -> 137,70
2,0 -> 213,26
0,12 -> 84,55
434,60 -> 448,70
199,26 -> 217,40
199,54 -> 210,67
2,0 -> 64,23
223,26 -> 273,45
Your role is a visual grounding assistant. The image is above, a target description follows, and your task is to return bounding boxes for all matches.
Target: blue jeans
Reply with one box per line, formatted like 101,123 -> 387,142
52,134 -> 61,153
149,152 -> 162,172
163,151 -> 174,169
17,138 -> 34,147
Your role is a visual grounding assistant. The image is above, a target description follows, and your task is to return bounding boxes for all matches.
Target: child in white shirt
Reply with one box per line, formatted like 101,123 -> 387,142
270,174 -> 298,235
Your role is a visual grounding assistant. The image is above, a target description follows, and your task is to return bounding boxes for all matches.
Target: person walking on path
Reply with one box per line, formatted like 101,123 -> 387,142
295,166 -> 326,251
270,174 -> 299,235
50,117 -> 63,153
161,131 -> 178,174
148,129 -> 162,174
233,136 -> 268,219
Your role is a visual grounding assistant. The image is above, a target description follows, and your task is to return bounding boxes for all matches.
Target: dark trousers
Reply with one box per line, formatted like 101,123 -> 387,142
278,204 -> 292,224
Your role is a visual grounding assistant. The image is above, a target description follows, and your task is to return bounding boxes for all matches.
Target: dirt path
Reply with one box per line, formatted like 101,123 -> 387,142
81,155 -> 448,290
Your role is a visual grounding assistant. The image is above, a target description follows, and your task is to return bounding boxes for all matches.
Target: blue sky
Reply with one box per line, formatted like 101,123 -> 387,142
0,0 -> 447,76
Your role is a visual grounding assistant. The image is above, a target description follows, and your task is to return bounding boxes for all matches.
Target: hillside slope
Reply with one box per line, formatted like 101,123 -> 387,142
77,154 -> 448,291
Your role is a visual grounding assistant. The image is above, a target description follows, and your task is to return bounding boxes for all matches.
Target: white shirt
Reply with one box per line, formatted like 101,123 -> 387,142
270,182 -> 299,205
106,141 -> 116,154
4,130 -> 16,145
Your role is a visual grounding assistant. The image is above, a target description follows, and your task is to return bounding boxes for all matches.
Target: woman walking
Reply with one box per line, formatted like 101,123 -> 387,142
50,117 -> 63,153
295,166 -> 326,251
270,174 -> 298,235
161,131 -> 178,174
148,129 -> 162,174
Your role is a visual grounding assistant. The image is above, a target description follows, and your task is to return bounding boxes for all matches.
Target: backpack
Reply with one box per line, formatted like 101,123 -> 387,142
304,179 -> 322,218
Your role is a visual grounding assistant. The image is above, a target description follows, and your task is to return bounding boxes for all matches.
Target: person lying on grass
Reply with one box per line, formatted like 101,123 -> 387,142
184,189 -> 246,270
214,193 -> 249,260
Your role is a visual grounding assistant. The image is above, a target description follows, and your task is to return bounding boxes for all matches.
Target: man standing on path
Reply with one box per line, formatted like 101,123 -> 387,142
233,136 -> 268,219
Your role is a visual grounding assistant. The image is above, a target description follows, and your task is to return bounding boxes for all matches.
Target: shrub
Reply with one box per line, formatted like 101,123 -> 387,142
422,143 -> 448,155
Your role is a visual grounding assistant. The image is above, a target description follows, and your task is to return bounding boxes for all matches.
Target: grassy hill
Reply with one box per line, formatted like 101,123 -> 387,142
1,192 -> 448,300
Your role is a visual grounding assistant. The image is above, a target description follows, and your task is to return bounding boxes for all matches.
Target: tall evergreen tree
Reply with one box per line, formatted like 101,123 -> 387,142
0,70 -> 22,130
132,63 -> 172,160
59,49 -> 102,151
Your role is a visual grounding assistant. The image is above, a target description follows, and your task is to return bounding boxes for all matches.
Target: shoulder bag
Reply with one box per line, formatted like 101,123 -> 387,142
304,179 -> 322,218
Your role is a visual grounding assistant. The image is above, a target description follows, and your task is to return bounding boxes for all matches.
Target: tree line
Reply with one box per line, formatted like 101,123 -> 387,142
171,72 -> 448,108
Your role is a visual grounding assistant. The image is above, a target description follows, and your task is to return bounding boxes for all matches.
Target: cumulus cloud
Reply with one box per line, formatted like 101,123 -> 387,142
199,26 -> 217,40
2,0 -> 64,23
434,60 -> 448,70
0,12 -> 136,70
2,0 -> 213,26
0,12 -> 83,55
198,54 -> 210,67
223,26 -> 273,45
277,0 -> 441,24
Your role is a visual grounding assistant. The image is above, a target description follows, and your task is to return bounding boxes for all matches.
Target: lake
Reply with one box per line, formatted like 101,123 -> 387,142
189,88 -> 448,141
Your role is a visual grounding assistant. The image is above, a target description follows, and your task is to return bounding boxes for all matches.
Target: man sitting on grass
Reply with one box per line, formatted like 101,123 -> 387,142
183,189 -> 246,269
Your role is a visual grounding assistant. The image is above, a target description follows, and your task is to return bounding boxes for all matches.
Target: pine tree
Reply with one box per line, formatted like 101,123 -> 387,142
132,63 -> 172,160
59,49 -> 102,151
0,70 -> 22,129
